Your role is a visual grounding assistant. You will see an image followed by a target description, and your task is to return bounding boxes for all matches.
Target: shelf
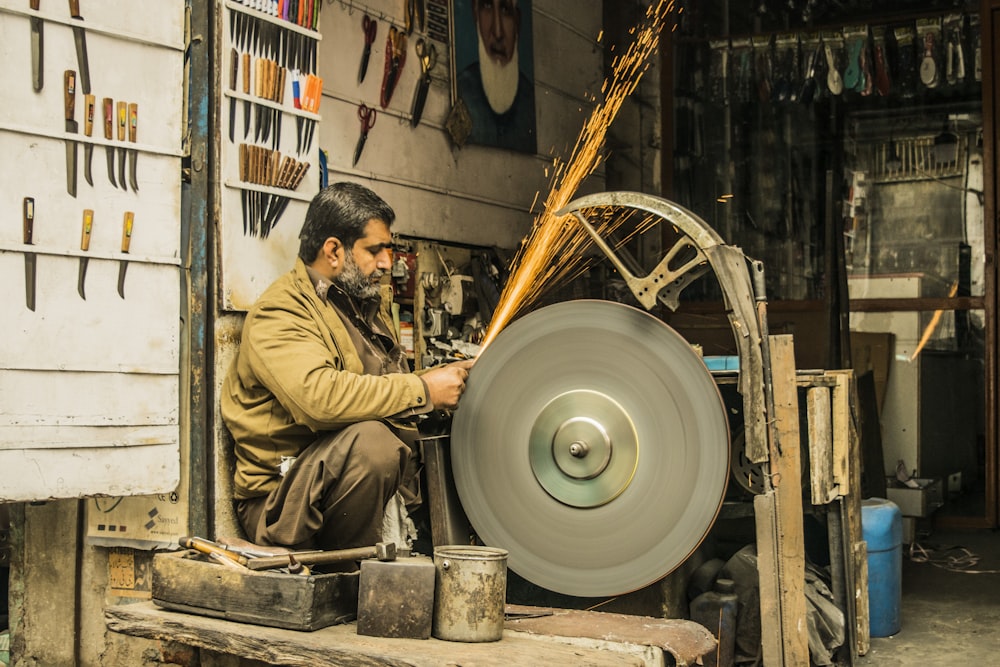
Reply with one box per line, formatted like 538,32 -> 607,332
225,0 -> 322,40
224,180 -> 314,202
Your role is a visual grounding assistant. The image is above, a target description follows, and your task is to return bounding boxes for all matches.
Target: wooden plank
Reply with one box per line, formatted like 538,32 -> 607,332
106,601 -> 659,667
831,373 -> 851,495
760,335 -> 810,666
853,540 -> 871,656
753,492 -> 782,666
807,386 -> 836,504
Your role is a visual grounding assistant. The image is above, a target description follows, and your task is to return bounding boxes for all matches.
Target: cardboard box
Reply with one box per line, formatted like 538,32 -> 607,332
885,478 -> 944,517
152,550 -> 359,631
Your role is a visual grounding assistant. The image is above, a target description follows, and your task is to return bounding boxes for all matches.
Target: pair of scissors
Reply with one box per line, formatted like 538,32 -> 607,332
353,103 -> 377,166
405,0 -> 425,35
410,39 -> 438,127
358,15 -> 378,84
380,27 -> 407,108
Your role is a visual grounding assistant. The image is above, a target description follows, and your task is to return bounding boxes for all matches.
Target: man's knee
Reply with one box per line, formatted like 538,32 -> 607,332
341,421 -> 408,474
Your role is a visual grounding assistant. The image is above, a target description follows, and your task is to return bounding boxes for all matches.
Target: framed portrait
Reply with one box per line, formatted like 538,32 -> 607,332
449,0 -> 537,154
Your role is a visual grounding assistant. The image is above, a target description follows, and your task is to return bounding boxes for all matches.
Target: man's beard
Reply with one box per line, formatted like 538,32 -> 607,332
335,254 -> 382,300
478,35 -> 519,115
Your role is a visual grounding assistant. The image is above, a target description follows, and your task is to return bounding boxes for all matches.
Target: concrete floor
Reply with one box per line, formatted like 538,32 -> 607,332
855,528 -> 1000,666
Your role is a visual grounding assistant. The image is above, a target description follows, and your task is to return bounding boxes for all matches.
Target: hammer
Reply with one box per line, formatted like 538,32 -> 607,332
245,541 -> 397,571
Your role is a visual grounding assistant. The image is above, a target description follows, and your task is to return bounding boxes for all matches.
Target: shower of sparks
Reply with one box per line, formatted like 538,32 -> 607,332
481,0 -> 676,349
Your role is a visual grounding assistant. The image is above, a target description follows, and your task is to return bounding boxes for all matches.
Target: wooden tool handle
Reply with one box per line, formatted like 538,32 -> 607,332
80,209 -> 93,251
23,197 -> 34,245
242,53 -> 251,94
229,48 -> 238,90
121,211 -> 134,253
128,103 -> 137,143
64,70 -> 76,121
30,0 -> 39,11
84,94 -> 95,137
68,0 -> 81,19
117,101 -> 126,141
103,97 -> 113,139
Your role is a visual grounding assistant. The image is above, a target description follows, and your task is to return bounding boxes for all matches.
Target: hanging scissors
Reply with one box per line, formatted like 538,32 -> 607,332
405,0 -> 426,35
410,39 -> 438,127
353,103 -> 377,166
380,27 -> 407,108
358,15 -> 378,84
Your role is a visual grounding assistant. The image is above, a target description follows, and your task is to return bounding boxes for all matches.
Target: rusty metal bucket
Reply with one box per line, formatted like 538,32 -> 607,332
432,545 -> 509,642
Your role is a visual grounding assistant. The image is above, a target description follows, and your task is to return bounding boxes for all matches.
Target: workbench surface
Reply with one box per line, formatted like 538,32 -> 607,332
106,600 -> 681,666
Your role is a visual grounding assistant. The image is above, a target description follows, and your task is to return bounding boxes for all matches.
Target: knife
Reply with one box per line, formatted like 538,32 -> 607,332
127,103 -> 139,192
102,97 -> 117,188
117,101 -> 127,190
23,197 -> 37,311
78,208 -> 93,300
229,48 -> 238,142
64,70 -> 78,198
117,211 -> 134,299
83,93 -> 94,186
29,0 -> 43,92
68,0 -> 91,95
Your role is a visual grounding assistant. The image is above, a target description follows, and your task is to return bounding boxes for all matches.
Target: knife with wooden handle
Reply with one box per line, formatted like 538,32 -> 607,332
64,70 -> 78,197
127,103 -> 139,192
23,197 -> 37,311
68,0 -> 91,94
103,97 -> 117,188
117,211 -> 134,299
78,208 -> 93,300
117,101 -> 127,191
83,93 -> 94,186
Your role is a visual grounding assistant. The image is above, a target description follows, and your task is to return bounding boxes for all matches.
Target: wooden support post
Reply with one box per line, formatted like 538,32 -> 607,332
755,335 -> 809,666
807,386 -> 838,504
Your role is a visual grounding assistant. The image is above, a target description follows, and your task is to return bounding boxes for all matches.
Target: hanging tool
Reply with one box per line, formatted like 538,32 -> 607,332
116,101 -> 127,190
117,211 -> 133,299
29,0 -> 44,92
242,19 -> 252,139
102,97 -> 117,188
63,70 -> 78,198
23,197 -> 36,311
405,0 -> 425,35
410,39 -> 437,127
380,27 -> 406,108
77,208 -> 93,300
68,0 -> 91,95
127,103 -> 139,192
358,15 -> 377,84
353,103 -> 376,166
82,93 -> 94,187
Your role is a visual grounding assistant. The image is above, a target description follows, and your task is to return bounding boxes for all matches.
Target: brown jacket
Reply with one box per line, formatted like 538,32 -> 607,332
221,258 -> 428,499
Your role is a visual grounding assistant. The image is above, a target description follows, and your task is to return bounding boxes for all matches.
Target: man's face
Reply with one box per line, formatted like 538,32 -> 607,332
474,0 -> 519,65
335,218 -> 393,300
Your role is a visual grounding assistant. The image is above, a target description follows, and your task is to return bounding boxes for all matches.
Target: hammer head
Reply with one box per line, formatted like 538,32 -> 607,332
375,541 -> 397,561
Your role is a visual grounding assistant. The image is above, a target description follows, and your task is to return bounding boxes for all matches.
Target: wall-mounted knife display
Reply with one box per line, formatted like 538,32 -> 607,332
64,70 -> 78,197
23,197 -> 37,311
117,211 -> 134,298
77,208 -> 93,300
29,0 -> 44,92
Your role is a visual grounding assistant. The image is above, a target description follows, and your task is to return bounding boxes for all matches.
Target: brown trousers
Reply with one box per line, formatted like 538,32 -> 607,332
237,421 -> 413,551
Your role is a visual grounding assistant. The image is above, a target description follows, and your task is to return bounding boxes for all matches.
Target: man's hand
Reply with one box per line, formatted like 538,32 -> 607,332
422,359 -> 475,410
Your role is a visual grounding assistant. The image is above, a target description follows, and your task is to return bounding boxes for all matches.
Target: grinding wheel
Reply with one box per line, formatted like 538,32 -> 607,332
451,300 -> 730,597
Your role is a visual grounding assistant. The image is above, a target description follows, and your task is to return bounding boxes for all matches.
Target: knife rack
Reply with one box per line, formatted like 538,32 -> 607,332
222,0 -> 323,236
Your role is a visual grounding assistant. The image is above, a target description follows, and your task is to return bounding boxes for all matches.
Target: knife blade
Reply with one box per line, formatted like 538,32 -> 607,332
117,100 -> 127,190
127,103 -> 139,192
29,0 -> 43,92
68,0 -> 91,94
83,93 -> 94,186
78,208 -> 93,300
23,197 -> 37,311
229,48 -> 238,142
64,70 -> 78,198
102,97 -> 117,188
410,74 -> 430,128
117,211 -> 134,299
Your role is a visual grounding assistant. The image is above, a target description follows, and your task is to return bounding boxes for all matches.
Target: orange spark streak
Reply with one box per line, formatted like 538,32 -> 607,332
481,0 -> 675,350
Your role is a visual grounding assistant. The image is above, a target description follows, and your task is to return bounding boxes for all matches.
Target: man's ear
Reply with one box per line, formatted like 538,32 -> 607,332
323,237 -> 343,264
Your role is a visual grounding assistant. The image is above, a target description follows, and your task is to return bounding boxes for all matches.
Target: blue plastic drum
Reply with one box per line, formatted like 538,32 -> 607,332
861,497 -> 903,637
